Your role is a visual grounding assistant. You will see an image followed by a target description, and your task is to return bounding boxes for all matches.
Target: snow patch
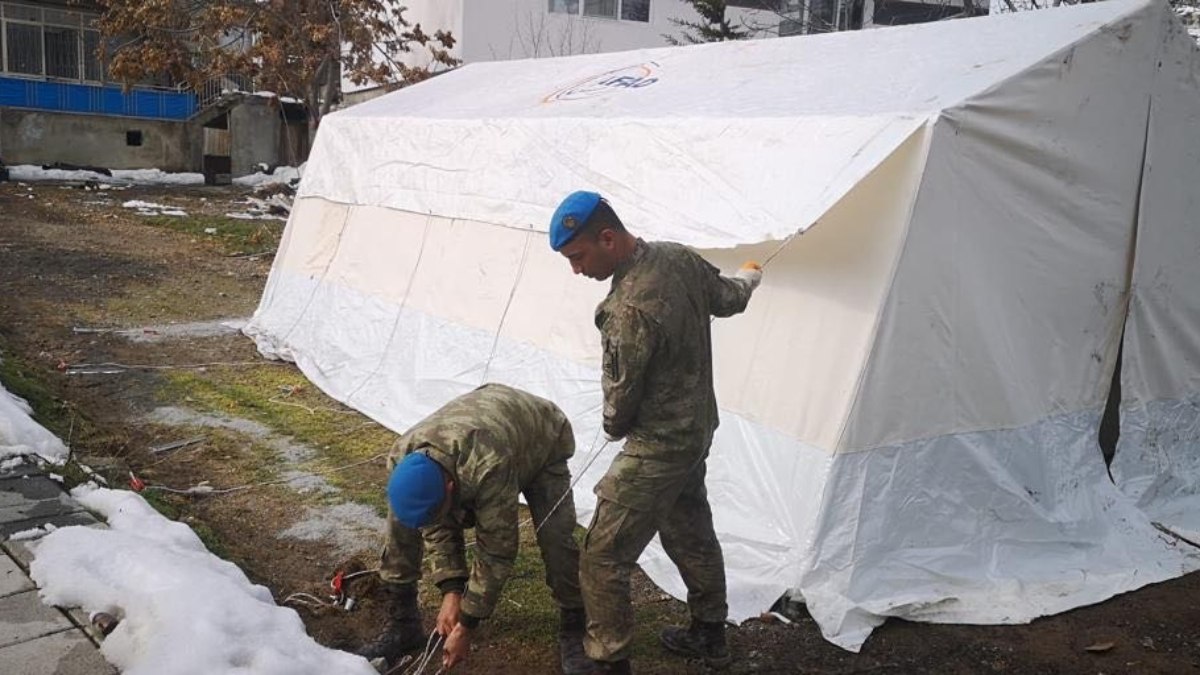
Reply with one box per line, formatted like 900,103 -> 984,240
9,165 -> 205,186
279,502 -> 384,556
233,164 -> 304,187
29,486 -> 376,675
121,200 -> 188,217
8,523 -> 57,541
1,380 -> 69,463
225,211 -> 286,221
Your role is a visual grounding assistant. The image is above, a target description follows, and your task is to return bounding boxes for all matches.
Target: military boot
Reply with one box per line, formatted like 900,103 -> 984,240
590,659 -> 632,674
356,584 -> 425,667
660,619 -> 732,668
558,607 -> 596,675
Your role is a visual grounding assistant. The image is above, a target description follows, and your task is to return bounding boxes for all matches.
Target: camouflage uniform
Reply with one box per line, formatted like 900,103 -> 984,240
582,240 -> 755,662
380,383 -> 584,623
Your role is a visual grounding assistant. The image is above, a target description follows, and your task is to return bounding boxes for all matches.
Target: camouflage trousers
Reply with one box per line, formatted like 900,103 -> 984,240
378,458 -> 585,612
580,452 -> 728,662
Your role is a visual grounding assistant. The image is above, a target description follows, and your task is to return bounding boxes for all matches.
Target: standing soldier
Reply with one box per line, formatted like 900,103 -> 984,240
550,191 -> 763,674
358,383 -> 593,674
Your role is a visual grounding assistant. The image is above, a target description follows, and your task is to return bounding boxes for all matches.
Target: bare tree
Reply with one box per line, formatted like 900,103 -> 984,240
93,0 -> 460,131
503,10 -> 601,59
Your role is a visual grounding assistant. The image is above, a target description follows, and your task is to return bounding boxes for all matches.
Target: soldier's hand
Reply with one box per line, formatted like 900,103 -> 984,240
442,622 -> 472,670
735,260 -> 763,290
436,592 -> 462,636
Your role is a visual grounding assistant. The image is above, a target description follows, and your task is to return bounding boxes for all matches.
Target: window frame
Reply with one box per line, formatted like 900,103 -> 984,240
550,0 -> 651,23
1,2 -> 105,83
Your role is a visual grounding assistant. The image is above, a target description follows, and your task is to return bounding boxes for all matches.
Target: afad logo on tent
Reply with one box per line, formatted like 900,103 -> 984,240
543,62 -> 661,103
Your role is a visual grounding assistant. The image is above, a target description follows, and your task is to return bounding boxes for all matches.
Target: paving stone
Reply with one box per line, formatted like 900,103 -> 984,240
0,460 -> 46,480
0,512 -> 102,561
0,553 -> 34,597
64,606 -> 106,647
0,476 -> 67,503
0,590 -> 73,649
0,477 -> 84,527
0,628 -> 116,674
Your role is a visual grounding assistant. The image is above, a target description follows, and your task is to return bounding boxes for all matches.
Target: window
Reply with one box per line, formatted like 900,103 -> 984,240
808,0 -> 836,32
83,30 -> 102,81
1,3 -> 104,82
126,130 -> 142,146
5,22 -> 41,75
44,25 -> 78,79
552,0 -> 649,22
549,0 -> 580,13
584,0 -> 617,19
620,0 -> 650,22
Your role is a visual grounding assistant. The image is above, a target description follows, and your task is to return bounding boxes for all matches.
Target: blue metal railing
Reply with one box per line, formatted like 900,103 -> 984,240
0,76 -> 197,120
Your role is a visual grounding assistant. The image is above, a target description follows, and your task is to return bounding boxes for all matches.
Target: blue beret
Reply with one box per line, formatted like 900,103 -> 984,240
549,191 -> 602,251
387,453 -> 445,529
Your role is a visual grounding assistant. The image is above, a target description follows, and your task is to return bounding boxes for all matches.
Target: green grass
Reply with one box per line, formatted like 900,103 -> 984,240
157,362 -> 688,663
161,365 -> 395,509
0,347 -> 73,440
143,214 -> 280,255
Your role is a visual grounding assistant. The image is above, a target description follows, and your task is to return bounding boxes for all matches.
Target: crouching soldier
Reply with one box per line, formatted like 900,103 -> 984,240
358,383 -> 593,674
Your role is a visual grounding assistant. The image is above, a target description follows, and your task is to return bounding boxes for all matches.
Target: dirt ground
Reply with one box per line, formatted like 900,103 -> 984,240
1,178 -> 1198,675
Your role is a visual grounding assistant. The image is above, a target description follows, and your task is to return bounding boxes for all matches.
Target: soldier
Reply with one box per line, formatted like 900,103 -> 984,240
358,383 -> 593,674
549,191 -> 763,674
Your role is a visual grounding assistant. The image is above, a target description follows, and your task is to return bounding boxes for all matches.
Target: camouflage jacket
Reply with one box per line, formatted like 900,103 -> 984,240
595,240 -> 754,459
389,383 -> 573,620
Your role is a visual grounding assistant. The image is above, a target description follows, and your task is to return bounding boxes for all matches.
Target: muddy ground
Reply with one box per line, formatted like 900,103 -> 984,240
0,179 -> 1197,674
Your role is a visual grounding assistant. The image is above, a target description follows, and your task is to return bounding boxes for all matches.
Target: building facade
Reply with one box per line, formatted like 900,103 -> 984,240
0,0 -> 305,176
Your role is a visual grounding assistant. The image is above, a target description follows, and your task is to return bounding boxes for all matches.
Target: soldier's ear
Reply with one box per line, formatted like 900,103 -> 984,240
597,227 -> 617,250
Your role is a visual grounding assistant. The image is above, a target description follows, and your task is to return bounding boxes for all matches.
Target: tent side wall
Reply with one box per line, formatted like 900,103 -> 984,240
245,124 -> 930,625
796,0 -> 1200,650
1112,10 -> 1200,540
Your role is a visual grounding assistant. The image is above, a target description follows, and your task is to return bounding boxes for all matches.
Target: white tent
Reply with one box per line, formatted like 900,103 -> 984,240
247,0 -> 1200,650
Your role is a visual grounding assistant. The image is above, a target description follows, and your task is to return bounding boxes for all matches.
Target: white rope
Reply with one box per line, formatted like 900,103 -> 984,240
281,592 -> 338,610
536,437 -> 610,535
344,214 -> 433,405
480,231 -> 533,384
761,231 -> 798,269
142,453 -> 386,496
394,630 -> 444,675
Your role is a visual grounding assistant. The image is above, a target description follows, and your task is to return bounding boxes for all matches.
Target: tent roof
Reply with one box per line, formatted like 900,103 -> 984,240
300,0 -> 1158,248
343,0 -> 1142,120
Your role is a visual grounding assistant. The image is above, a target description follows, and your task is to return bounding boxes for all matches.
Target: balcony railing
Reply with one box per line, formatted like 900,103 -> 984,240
0,75 -> 197,120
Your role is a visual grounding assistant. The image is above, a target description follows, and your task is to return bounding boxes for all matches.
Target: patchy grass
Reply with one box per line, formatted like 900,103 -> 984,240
155,361 -> 689,663
83,275 -> 261,326
0,345 -> 73,439
160,364 -> 395,510
485,517 -> 571,647
143,214 -> 281,256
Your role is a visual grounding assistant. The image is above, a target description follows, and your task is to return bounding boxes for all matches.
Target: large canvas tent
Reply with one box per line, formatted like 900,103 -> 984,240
247,0 -> 1200,650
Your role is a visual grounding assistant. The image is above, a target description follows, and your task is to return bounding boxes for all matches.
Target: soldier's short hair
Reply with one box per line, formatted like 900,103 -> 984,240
579,199 -> 626,240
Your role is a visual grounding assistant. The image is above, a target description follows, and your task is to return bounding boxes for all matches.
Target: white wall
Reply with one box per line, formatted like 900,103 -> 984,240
340,0 -> 787,95
400,0 -> 465,60
460,0 -> 703,61
341,0 -> 464,94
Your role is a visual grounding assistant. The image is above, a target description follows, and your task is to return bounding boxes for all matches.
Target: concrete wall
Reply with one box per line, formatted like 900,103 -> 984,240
0,97 -> 307,175
0,108 -> 200,172
229,97 -> 282,176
